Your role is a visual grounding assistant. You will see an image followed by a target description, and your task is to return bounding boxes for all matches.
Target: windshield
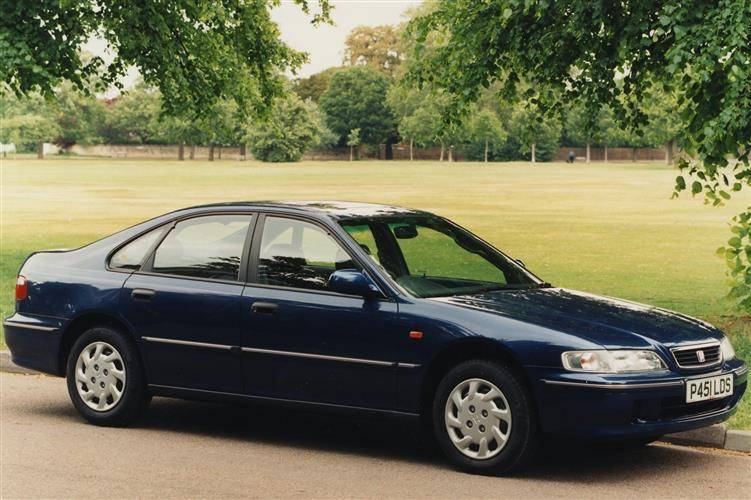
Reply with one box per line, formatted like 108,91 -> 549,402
339,215 -> 543,298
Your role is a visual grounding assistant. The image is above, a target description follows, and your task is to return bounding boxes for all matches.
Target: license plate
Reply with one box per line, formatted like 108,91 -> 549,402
685,374 -> 733,403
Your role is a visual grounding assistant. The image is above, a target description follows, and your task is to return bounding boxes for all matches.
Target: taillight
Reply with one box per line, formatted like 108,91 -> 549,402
15,275 -> 28,301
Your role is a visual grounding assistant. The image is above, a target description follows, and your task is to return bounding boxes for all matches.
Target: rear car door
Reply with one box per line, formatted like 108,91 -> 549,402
120,213 -> 255,393
241,214 -> 403,410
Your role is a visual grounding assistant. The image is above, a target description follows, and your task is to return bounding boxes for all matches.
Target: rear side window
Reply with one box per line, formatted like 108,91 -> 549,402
152,215 -> 253,281
109,227 -> 165,270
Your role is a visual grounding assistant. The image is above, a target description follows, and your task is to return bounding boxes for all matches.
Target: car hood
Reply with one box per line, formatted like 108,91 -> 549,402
435,288 -> 722,349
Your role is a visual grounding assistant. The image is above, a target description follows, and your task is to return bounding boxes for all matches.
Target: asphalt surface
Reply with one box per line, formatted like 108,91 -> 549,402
1,373 -> 749,499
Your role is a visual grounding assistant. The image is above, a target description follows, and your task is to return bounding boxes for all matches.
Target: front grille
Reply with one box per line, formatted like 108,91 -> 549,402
670,342 -> 721,369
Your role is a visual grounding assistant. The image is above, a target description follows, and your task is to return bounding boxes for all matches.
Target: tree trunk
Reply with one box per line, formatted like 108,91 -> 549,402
178,142 -> 185,161
36,141 -> 44,159
484,139 -> 488,162
218,146 -> 222,159
409,139 -> 413,161
586,141 -> 591,164
604,145 -> 608,163
239,143 -> 247,161
439,142 -> 445,162
531,142 -> 536,163
209,144 -> 215,161
349,146 -> 353,161
189,145 -> 195,160
631,147 -> 637,162
665,139 -> 674,165
448,145 -> 454,162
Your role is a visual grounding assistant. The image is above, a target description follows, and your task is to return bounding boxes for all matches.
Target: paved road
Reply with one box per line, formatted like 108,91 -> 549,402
1,373 -> 749,499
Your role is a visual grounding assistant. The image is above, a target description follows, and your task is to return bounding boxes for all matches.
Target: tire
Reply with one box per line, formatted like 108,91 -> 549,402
66,325 -> 149,426
432,359 -> 538,475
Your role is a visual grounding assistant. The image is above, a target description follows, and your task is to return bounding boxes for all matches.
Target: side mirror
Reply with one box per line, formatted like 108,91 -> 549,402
328,269 -> 380,297
516,259 -> 526,268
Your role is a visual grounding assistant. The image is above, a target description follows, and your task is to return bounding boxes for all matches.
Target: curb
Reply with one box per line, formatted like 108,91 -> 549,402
0,349 -> 748,452
660,424 -> 751,454
0,350 -> 39,375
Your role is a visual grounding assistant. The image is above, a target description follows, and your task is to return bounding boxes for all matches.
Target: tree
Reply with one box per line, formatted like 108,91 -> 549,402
0,93 -> 60,156
346,128 -> 361,161
1,115 -> 61,157
398,104 -> 445,161
408,1 -> 751,309
1,0 -> 331,117
508,102 -> 561,163
53,82 -> 108,148
466,108 -> 506,162
638,86 -> 684,165
246,95 -> 332,162
194,100 -> 244,161
102,85 -> 162,144
319,66 -> 396,146
293,67 -> 342,103
343,25 -> 404,78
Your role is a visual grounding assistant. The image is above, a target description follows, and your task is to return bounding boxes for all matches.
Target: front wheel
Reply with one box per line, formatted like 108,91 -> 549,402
66,326 -> 149,426
432,359 -> 538,475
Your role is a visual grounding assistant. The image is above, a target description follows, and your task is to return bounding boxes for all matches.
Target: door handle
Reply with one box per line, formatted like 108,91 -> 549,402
131,288 -> 156,301
251,301 -> 278,314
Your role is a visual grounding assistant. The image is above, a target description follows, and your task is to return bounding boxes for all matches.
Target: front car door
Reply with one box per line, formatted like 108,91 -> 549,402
241,214 -> 403,410
120,213 -> 255,393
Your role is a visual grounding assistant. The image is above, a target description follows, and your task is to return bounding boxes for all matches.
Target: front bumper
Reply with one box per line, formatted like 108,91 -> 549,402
530,358 -> 748,439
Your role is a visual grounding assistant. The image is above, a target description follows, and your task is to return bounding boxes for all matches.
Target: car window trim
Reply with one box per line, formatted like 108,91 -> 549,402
139,211 -> 258,283
248,212 -> 390,300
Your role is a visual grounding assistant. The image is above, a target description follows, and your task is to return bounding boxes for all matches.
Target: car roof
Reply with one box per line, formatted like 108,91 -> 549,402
183,201 -> 430,220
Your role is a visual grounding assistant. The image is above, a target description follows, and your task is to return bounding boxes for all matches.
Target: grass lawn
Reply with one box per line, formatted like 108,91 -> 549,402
1,157 -> 749,428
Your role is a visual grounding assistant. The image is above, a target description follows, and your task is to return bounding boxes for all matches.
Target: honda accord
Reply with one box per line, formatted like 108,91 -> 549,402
4,201 -> 747,474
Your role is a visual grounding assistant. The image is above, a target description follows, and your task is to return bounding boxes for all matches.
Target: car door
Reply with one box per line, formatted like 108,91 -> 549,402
241,214 -> 403,410
120,213 -> 255,393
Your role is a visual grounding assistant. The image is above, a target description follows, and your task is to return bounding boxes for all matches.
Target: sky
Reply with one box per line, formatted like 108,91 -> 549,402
273,1 -> 418,78
85,0 -> 418,91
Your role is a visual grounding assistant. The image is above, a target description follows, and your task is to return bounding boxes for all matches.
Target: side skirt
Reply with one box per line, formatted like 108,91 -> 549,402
148,384 -> 421,421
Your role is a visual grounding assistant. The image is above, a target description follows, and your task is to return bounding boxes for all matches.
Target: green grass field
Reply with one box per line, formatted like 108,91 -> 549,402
1,157 -> 749,428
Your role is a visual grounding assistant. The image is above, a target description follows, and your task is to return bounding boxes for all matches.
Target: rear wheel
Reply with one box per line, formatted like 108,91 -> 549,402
66,326 -> 149,426
432,359 -> 538,475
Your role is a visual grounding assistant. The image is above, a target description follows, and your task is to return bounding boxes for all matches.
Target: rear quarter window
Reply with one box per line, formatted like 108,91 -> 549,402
109,227 -> 165,270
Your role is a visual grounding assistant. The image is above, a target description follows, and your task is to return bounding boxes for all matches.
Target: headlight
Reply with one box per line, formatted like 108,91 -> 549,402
562,350 -> 667,373
720,337 -> 736,361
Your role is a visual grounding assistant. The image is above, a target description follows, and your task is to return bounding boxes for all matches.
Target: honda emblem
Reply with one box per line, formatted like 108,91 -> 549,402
696,350 -> 705,363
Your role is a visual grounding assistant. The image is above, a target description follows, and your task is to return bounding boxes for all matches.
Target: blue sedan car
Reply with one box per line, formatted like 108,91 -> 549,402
5,201 -> 747,474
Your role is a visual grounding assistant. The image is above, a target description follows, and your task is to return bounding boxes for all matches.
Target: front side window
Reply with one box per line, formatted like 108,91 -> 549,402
341,215 -> 540,298
152,215 -> 252,281
110,227 -> 165,270
257,216 -> 357,291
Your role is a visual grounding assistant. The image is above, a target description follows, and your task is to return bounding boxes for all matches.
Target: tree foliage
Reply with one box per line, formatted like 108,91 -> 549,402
247,95 -> 332,162
319,66 -> 396,145
343,25 -> 404,78
1,0 -> 330,117
53,83 -> 108,147
293,67 -> 342,103
408,1 -> 751,309
465,108 -> 507,162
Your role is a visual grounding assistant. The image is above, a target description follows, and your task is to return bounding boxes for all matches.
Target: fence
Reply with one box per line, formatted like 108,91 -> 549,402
555,146 -> 667,162
69,144 -> 245,160
57,143 -> 669,162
